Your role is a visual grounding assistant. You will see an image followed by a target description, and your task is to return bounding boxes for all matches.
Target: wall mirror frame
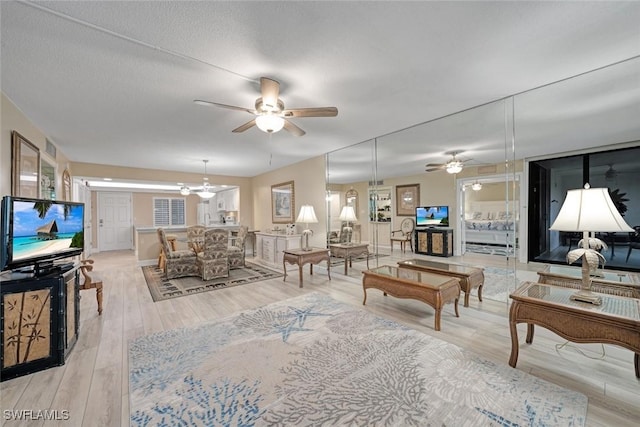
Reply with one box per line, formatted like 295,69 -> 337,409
11,131 -> 40,198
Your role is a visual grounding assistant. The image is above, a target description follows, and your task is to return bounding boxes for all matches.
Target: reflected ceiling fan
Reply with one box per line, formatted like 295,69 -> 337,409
194,77 -> 338,136
425,150 -> 472,174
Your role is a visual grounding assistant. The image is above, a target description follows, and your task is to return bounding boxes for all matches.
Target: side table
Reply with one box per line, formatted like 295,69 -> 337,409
329,243 -> 369,275
283,248 -> 331,288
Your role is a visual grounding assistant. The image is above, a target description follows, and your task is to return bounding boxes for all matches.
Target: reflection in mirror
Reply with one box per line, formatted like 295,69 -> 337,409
345,188 -> 358,216
41,159 -> 56,200
326,140 -> 375,254
519,57 -> 640,273
326,99 -> 516,306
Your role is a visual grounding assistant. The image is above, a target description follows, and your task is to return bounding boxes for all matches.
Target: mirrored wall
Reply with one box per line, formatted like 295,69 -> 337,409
326,55 -> 640,305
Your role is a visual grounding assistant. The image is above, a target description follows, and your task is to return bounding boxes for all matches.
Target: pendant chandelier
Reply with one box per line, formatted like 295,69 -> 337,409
179,160 -> 216,199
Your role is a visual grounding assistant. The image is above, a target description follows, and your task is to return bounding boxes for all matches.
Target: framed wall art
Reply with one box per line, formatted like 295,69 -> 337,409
271,181 -> 295,223
396,183 -> 420,216
12,131 -> 40,198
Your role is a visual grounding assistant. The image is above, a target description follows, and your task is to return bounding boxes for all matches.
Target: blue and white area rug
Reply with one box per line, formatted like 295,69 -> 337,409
129,292 -> 587,426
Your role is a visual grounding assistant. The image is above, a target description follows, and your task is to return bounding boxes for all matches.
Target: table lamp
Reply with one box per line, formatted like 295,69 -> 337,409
550,183 -> 633,304
296,205 -> 318,251
339,206 -> 358,245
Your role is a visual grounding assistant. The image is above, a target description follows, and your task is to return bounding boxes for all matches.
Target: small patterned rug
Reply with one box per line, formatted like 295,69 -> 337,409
129,292 -> 587,426
141,263 -> 282,302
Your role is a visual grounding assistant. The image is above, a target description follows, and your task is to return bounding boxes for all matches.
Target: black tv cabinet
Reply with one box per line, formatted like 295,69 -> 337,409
415,228 -> 453,257
0,264 -> 80,381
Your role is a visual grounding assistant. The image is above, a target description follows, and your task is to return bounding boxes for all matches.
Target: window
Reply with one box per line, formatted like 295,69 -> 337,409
154,197 -> 186,227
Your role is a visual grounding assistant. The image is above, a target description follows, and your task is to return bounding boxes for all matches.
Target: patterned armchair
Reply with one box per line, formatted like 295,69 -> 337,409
197,228 -> 230,280
157,228 -> 199,279
187,225 -> 206,253
229,226 -> 248,269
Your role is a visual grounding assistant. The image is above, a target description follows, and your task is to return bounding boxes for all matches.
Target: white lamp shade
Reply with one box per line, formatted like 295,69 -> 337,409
256,114 -> 285,133
296,205 -> 318,223
550,186 -> 633,232
339,206 -> 358,222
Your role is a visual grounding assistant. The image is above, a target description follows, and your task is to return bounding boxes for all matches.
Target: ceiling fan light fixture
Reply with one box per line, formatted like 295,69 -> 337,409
471,181 -> 482,191
256,113 -> 285,133
194,160 -> 217,199
198,183 -> 215,199
446,161 -> 463,174
180,185 -> 191,196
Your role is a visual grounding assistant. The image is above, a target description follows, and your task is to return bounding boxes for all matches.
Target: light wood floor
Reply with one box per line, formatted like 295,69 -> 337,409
1,249 -> 638,427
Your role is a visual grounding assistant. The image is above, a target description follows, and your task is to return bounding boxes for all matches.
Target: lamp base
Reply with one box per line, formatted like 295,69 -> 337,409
301,230 -> 313,251
570,290 -> 602,305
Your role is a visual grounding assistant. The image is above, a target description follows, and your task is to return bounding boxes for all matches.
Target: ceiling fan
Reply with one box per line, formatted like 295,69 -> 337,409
194,77 -> 338,136
425,150 -> 472,174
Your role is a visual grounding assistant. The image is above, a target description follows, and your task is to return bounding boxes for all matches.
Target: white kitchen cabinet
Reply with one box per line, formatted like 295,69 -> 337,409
216,188 -> 239,212
255,232 -> 301,270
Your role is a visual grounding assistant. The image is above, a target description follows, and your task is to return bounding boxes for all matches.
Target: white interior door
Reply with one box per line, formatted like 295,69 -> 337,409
98,192 -> 133,251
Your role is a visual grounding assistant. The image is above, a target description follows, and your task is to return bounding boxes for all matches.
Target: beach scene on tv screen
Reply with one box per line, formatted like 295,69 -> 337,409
12,201 -> 84,261
417,207 -> 448,226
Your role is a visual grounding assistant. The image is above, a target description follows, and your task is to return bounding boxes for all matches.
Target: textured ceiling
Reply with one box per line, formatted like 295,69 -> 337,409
2,1 -> 639,184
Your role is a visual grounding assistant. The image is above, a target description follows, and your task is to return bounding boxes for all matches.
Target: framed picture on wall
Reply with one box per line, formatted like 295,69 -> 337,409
396,184 -> 420,216
271,181 -> 295,223
11,131 -> 40,198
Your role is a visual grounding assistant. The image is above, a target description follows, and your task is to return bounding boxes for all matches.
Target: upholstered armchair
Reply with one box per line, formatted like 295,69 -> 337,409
390,218 -> 415,253
187,225 -> 206,253
157,228 -> 199,279
197,228 -> 230,280
229,226 -> 248,269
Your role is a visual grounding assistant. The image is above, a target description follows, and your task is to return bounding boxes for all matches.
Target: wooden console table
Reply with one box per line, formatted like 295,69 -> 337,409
329,243 -> 369,275
509,281 -> 640,378
397,259 -> 484,307
362,266 -> 460,331
282,248 -> 331,288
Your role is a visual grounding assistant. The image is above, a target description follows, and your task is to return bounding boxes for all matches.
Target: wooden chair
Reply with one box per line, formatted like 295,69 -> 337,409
79,259 -> 103,315
390,218 -> 415,253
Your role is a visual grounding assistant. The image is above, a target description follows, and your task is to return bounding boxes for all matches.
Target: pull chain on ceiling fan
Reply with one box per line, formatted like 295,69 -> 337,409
194,77 -> 338,136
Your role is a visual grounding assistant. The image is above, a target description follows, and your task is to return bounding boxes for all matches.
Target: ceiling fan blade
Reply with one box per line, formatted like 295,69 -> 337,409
283,119 -> 306,137
282,107 -> 338,118
425,163 -> 444,168
232,119 -> 256,133
425,168 -> 443,172
194,99 -> 255,114
260,77 -> 280,110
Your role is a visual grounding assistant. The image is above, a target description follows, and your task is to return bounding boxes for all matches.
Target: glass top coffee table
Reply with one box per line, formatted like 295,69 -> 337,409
509,281 -> 640,378
362,265 -> 460,331
397,259 -> 484,307
537,264 -> 640,298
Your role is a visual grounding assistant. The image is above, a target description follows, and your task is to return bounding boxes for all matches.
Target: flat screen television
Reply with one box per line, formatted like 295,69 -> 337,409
1,196 -> 85,274
416,205 -> 449,227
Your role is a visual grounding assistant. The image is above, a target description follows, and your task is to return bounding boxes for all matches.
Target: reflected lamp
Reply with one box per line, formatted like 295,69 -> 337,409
550,183 -> 633,304
339,206 -> 358,244
296,205 -> 318,251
